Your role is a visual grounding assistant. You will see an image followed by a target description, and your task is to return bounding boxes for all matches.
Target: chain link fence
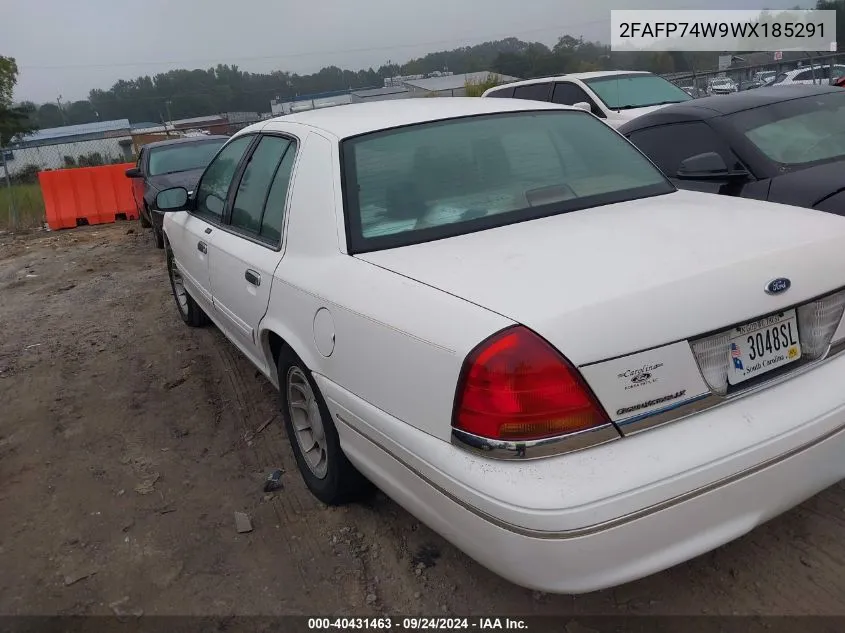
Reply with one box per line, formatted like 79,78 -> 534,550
1,116 -> 264,231
663,52 -> 845,97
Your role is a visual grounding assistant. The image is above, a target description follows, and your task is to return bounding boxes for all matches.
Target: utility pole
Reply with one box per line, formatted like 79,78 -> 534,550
1,146 -> 17,229
57,95 -> 66,125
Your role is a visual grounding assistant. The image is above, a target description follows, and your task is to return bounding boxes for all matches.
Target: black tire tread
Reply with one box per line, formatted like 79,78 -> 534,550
278,348 -> 372,505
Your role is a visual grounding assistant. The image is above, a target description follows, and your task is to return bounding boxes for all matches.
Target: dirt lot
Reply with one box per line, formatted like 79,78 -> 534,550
1,221 -> 845,618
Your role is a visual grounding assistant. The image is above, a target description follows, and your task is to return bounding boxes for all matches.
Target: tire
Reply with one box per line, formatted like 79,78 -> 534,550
165,239 -> 210,328
278,348 -> 372,505
140,205 -> 152,229
153,224 -> 164,250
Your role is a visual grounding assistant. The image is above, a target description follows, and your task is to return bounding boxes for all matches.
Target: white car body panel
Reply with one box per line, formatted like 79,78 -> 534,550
163,98 -> 845,594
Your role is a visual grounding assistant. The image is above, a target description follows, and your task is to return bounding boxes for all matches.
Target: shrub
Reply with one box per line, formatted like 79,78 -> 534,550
464,73 -> 505,97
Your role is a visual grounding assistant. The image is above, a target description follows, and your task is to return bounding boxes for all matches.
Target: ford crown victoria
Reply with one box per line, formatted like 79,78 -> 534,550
153,98 -> 845,593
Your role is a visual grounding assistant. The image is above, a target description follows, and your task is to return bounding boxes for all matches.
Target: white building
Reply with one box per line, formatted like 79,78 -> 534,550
401,71 -> 520,97
2,119 -> 134,177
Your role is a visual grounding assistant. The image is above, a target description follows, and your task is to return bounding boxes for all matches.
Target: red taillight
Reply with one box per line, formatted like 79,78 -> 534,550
453,326 -> 610,442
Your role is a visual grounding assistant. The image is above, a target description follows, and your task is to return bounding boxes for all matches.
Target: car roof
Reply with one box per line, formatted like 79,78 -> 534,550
781,64 -> 845,76
258,98 -> 572,139
489,70 -> 651,90
143,135 -> 229,149
618,85 -> 844,131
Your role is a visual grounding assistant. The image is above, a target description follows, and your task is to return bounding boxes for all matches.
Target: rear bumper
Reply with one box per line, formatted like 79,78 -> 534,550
338,413 -> 844,593
317,350 -> 845,593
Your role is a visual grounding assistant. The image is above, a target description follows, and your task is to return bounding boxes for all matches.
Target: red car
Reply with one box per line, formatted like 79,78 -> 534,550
835,75 -> 845,88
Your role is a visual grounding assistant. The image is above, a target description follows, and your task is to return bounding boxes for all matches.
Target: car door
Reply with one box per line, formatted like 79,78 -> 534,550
551,81 -> 606,119
168,134 -> 255,314
207,134 -> 298,370
625,121 -> 751,195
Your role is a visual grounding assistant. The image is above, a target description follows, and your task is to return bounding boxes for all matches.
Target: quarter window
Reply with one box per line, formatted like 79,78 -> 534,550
512,82 -> 552,102
195,136 -> 253,221
486,86 -> 515,98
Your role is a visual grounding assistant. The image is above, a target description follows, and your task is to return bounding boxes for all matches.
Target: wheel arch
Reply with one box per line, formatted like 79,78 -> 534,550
259,320 -> 320,391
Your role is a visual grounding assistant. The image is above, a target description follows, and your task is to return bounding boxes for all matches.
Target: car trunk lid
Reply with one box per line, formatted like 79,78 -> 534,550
356,190 -> 845,367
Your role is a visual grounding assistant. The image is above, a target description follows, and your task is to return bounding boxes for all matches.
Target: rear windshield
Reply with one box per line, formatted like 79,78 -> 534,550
148,139 -> 226,176
341,110 -> 673,253
727,91 -> 845,168
583,74 -> 691,110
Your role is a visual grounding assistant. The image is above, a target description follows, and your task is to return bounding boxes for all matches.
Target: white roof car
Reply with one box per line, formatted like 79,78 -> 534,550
156,98 -> 845,594
481,70 -> 693,128
772,64 -> 845,86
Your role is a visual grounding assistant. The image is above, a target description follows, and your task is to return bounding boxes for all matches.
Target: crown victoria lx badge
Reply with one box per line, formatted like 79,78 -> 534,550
765,278 -> 791,295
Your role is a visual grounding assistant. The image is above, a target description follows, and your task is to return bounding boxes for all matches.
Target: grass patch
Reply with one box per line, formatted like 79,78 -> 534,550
0,183 -> 45,231
464,73 -> 507,97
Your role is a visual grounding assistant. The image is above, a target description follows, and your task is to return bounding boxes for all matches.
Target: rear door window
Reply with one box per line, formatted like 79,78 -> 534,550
512,82 -> 552,102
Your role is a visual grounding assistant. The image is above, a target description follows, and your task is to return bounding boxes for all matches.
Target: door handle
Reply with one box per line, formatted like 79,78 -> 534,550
197,241 -> 207,254
245,270 -> 261,286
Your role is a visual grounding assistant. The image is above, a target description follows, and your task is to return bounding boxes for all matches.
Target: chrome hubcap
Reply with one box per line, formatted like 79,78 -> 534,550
169,253 -> 188,316
287,367 -> 328,479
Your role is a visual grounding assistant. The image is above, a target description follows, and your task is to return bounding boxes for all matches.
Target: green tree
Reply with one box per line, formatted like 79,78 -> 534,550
64,100 -> 98,125
37,103 -> 64,128
0,56 -> 37,146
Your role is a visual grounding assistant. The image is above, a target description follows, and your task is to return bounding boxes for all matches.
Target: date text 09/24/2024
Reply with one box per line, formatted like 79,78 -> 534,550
307,618 -> 528,630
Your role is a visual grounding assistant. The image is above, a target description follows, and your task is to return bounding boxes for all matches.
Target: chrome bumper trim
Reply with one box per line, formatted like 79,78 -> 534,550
620,338 -> 845,436
450,424 -> 621,460
337,412 -> 845,540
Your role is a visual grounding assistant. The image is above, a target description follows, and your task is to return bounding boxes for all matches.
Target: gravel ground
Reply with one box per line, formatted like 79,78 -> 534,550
1,222 -> 845,619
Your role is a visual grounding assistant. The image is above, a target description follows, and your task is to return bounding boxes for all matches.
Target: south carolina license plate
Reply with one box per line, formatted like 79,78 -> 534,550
727,309 -> 801,386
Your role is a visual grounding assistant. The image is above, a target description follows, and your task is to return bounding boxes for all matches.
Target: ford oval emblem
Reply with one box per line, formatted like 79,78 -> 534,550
765,278 -> 791,295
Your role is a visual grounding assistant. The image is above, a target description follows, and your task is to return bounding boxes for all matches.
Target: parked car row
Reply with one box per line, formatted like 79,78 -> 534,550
144,87 -> 845,595
617,85 -> 845,216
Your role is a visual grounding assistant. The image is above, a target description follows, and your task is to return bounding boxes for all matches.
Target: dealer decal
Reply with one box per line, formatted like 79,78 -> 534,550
616,390 -> 687,416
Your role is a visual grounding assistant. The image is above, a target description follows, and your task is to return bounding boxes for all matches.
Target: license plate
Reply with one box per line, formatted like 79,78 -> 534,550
728,309 -> 801,386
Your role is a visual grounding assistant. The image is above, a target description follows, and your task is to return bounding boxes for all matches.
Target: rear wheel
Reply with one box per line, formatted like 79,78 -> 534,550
165,239 -> 209,328
278,348 -> 371,505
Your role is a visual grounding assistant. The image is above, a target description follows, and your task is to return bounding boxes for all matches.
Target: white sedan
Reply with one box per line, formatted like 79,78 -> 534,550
155,98 -> 845,594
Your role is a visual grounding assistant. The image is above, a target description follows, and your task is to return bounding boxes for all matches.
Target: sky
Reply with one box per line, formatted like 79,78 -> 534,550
3,0 -> 813,104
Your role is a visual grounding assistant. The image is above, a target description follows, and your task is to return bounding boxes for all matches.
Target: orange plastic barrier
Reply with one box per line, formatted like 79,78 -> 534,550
39,163 -> 139,230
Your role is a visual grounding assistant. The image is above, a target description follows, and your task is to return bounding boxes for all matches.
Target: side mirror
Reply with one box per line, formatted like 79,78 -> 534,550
155,187 -> 189,211
125,167 -> 142,178
572,102 -> 592,113
677,152 -> 749,180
